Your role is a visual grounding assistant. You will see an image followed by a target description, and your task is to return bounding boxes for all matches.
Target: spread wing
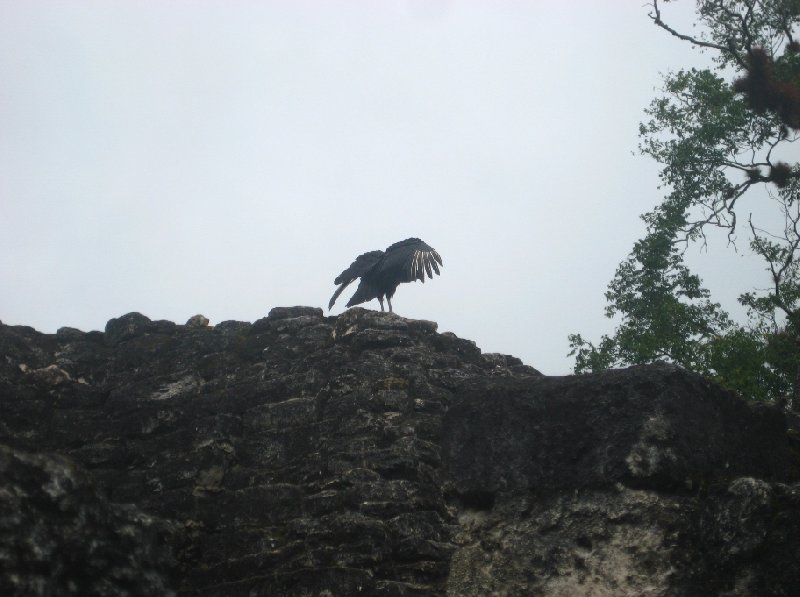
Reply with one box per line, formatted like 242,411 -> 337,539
328,250 -> 384,309
380,238 -> 443,284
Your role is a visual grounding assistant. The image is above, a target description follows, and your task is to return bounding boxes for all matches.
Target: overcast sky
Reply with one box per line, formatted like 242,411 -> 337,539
0,1 -> 778,374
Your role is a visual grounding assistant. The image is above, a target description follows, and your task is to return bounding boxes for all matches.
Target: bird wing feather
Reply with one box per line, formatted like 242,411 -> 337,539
381,238 -> 442,283
333,250 -> 384,285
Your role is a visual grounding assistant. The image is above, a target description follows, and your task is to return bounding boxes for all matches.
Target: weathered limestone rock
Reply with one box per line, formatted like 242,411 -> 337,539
0,308 -> 797,596
185,314 -> 210,328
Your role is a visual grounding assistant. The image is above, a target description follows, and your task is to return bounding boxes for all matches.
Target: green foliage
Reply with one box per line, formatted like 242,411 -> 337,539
568,203 -> 734,377
570,0 -> 800,404
695,0 -> 800,67
702,328 -> 789,402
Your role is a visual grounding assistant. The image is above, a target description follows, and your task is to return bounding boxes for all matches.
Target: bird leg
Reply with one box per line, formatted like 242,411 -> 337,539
378,297 -> 385,312
387,297 -> 393,313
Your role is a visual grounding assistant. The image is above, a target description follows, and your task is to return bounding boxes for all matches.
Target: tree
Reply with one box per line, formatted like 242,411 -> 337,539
569,0 -> 800,406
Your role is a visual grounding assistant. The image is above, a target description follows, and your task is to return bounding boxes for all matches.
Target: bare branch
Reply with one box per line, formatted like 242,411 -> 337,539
649,0 -> 748,69
718,0 -> 756,53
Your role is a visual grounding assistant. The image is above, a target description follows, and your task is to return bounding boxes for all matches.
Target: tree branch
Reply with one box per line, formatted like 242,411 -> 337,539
649,0 -> 748,69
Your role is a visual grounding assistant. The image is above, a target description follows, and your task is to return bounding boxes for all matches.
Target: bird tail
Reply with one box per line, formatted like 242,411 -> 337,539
345,279 -> 378,308
329,249 -> 384,310
328,280 -> 353,310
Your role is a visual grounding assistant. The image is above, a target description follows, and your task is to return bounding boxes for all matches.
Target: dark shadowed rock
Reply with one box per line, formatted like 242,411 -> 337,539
214,320 -> 252,335
441,364 -> 790,497
56,326 -> 85,340
0,309 -> 797,596
104,312 -> 154,345
0,444 -> 176,597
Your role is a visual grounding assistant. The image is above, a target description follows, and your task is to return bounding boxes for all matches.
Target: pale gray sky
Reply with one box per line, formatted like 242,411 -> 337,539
0,1 -> 773,374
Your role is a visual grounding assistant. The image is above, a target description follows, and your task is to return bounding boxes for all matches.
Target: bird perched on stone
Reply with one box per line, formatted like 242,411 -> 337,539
328,238 -> 443,313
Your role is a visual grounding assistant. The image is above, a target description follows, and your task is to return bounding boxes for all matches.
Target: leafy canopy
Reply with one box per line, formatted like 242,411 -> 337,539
569,0 -> 800,404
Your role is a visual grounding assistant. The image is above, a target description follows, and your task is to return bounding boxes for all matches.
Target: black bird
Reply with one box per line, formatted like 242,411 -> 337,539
329,238 -> 443,313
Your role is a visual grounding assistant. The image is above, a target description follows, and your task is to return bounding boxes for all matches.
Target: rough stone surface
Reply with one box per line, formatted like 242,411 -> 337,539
0,444 -> 176,597
185,314 -> 210,328
0,308 -> 798,596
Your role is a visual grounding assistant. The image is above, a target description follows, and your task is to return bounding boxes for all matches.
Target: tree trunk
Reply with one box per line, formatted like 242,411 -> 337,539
792,362 -> 800,412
